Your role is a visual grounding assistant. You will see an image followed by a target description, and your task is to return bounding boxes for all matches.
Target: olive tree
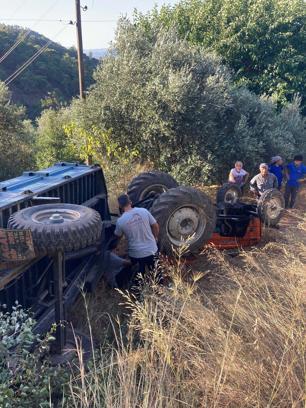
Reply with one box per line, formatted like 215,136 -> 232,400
135,0 -> 306,114
82,21 -> 305,183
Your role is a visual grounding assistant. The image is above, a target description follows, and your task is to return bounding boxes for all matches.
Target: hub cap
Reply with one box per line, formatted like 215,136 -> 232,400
166,206 -> 207,247
224,188 -> 239,204
265,198 -> 283,219
31,209 -> 81,224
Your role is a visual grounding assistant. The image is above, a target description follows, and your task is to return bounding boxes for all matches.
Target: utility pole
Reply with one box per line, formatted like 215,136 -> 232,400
75,0 -> 85,99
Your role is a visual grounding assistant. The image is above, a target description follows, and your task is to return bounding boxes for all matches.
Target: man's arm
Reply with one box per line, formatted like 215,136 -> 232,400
228,170 -> 235,183
250,175 -> 260,197
114,221 -> 123,239
151,222 -> 159,240
272,175 -> 278,189
249,175 -> 258,192
284,165 -> 289,181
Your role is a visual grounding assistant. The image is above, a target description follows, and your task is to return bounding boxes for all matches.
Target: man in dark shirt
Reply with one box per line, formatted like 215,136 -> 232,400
284,155 -> 306,208
269,156 -> 283,190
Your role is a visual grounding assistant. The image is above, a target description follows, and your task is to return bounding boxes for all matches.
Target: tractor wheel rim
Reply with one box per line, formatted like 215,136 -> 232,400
265,198 -> 283,219
166,205 -> 207,247
31,209 -> 81,224
139,184 -> 169,200
224,189 -> 239,204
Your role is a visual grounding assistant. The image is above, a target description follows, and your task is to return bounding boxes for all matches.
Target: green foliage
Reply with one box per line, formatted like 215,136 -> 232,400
35,107 -> 78,168
0,24 -> 98,119
0,304 -> 63,408
135,0 -> 306,113
79,21 -> 305,183
0,82 -> 35,181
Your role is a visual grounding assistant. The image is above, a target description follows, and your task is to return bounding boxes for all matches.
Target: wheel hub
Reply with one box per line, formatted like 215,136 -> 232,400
166,205 -> 207,247
225,189 -> 238,204
31,209 -> 81,224
265,198 -> 282,219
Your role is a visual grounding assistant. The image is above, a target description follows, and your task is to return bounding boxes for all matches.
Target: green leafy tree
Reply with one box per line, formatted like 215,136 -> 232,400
135,0 -> 306,113
0,82 -> 35,181
35,107 -> 78,168
81,21 -> 305,183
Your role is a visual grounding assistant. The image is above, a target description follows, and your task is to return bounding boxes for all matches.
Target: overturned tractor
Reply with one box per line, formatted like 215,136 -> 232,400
127,171 -> 285,253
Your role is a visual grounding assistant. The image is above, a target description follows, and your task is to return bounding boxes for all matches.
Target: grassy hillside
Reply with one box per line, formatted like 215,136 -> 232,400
0,24 -> 98,119
68,179 -> 306,407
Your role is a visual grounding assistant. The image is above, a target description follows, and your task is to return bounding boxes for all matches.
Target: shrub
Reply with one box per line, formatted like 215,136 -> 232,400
0,304 -> 63,407
0,82 -> 35,181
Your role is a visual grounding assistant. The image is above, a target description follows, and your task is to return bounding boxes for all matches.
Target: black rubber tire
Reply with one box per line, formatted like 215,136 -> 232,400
216,183 -> 242,204
150,186 -> 216,255
257,188 -> 285,226
7,204 -> 102,254
127,171 -> 178,205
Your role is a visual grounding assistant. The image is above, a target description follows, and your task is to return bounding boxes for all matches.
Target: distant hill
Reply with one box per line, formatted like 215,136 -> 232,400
0,25 -> 99,119
84,48 -> 108,59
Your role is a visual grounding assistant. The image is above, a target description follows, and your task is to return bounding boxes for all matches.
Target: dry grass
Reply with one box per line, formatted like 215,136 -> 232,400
66,218 -> 306,407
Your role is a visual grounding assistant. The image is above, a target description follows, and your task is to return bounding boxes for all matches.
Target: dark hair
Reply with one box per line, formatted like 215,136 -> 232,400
117,193 -> 131,208
294,154 -> 303,161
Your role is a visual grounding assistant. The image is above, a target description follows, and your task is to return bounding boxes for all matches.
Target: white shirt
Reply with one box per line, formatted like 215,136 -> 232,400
114,207 -> 158,258
229,168 -> 247,184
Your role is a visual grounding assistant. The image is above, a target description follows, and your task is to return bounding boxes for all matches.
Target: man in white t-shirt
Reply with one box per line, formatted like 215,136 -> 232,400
114,194 -> 159,276
228,161 -> 249,186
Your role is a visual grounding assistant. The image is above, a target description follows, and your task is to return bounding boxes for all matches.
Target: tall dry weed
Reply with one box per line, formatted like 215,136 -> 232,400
67,223 -> 306,407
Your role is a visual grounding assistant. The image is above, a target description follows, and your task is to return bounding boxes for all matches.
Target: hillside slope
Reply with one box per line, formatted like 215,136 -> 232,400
0,24 -> 98,118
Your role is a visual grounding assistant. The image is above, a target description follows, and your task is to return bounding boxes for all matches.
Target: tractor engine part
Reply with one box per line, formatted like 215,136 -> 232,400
216,183 -> 242,204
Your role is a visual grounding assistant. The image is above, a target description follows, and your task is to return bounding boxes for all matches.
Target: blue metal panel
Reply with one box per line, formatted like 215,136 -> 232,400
0,162 -> 98,209
0,162 -> 110,228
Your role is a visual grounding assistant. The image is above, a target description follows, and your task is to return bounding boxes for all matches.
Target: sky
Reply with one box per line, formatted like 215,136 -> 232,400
0,0 -> 178,50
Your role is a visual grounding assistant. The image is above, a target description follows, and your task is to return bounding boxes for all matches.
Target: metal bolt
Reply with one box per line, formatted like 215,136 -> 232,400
49,213 -> 64,224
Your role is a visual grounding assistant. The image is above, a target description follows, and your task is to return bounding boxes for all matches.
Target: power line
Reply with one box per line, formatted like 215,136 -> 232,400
4,25 -> 68,86
0,0 -> 60,65
0,18 -> 116,23
0,28 -> 31,64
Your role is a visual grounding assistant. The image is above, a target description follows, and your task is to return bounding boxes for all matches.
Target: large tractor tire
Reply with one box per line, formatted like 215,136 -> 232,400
150,186 -> 216,255
257,188 -> 285,226
8,204 -> 102,254
216,183 -> 242,204
127,171 -> 178,205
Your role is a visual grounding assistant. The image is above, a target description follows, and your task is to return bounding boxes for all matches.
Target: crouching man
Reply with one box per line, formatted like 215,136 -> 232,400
250,163 -> 278,198
114,194 -> 159,278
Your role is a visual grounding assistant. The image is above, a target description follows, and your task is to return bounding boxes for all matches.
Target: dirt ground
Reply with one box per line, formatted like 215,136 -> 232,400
71,181 -> 306,344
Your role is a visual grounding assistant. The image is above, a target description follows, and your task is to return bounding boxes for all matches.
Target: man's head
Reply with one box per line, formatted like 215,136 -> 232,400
271,155 -> 283,166
118,194 -> 132,213
293,154 -> 303,166
259,163 -> 269,176
234,161 -> 243,171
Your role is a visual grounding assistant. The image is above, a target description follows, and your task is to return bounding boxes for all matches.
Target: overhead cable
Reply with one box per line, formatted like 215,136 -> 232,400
4,25 -> 68,86
0,0 -> 60,64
